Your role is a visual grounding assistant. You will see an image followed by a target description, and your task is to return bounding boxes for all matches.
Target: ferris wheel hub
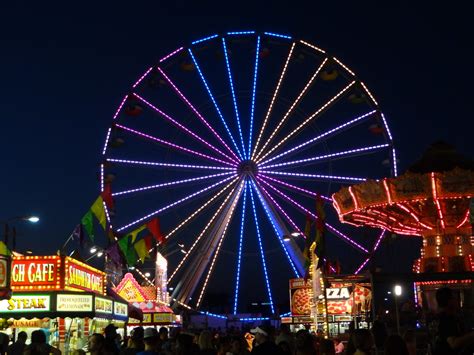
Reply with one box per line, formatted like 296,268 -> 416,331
237,160 -> 258,177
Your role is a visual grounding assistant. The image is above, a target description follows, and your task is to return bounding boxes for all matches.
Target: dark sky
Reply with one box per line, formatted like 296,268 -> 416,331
1,3 -> 473,308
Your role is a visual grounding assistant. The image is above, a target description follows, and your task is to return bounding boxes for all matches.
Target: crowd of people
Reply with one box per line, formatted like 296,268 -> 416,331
0,287 -> 472,354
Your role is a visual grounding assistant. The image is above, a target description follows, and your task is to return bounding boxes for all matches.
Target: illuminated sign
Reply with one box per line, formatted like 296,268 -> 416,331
153,313 -> 173,323
326,287 -> 351,300
56,294 -> 93,312
64,257 -> 105,295
11,256 -> 61,290
95,297 -> 113,314
114,273 -> 146,303
0,258 -> 7,288
0,295 -> 51,312
13,319 -> 43,327
114,302 -> 128,317
289,278 -> 312,316
143,313 -> 152,323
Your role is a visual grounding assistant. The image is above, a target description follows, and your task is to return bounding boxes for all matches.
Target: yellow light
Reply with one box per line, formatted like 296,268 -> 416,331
251,42 -> 296,160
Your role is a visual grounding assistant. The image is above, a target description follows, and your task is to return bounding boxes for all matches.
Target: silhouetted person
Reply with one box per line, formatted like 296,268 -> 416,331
384,334 -> 408,355
24,330 -> 61,355
88,333 -> 105,355
8,331 -> 27,355
250,326 -> 282,355
432,287 -> 474,354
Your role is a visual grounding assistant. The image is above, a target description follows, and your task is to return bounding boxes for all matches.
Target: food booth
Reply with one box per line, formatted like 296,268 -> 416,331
0,255 -> 129,352
285,275 -> 372,337
114,272 -> 179,332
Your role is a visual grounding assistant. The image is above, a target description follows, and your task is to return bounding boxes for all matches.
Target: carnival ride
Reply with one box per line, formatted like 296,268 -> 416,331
333,142 -> 474,309
100,31 -> 397,315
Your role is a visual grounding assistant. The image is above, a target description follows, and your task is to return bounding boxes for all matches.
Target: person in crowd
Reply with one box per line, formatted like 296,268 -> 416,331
71,350 -> 86,355
198,330 -> 217,355
333,338 -> 344,354
294,329 -> 316,355
121,327 -> 145,355
250,326 -> 282,354
432,287 -> 474,355
216,336 -> 231,355
277,340 -> 291,355
403,329 -> 417,355
351,329 -> 374,355
104,324 -> 121,354
275,324 -> 294,352
137,328 -> 160,355
24,329 -> 61,355
319,338 -> 335,355
0,332 -> 8,355
229,335 -> 250,355
7,331 -> 27,355
175,332 -> 199,355
88,333 -> 105,355
384,334 -> 409,355
370,317 -> 387,351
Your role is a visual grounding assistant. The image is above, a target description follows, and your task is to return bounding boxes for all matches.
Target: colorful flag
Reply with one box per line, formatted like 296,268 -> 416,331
128,225 -> 147,243
91,196 -> 107,230
0,241 -> 11,256
101,183 -> 114,209
81,210 -> 94,241
118,236 -> 138,266
134,238 -> 149,263
147,217 -> 165,243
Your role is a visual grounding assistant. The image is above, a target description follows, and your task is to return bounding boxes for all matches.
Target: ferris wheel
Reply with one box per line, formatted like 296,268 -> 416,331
100,31 -> 397,314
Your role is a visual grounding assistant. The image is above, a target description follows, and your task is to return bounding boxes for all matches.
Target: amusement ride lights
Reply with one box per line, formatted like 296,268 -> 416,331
133,93 -> 238,164
101,31 -> 397,313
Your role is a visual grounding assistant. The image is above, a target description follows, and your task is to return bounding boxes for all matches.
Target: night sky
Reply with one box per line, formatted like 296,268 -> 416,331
1,3 -> 473,308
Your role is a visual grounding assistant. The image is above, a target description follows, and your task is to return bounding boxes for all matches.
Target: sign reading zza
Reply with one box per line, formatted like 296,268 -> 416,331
326,287 -> 351,300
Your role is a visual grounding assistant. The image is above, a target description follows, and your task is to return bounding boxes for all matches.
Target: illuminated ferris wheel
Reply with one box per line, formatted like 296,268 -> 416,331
100,31 -> 397,314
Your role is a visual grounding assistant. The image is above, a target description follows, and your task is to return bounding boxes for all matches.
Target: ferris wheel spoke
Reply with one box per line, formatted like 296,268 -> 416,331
255,181 -> 303,234
258,110 -> 378,166
256,177 -> 369,253
133,93 -> 239,165
157,67 -> 241,163
233,183 -> 248,315
222,38 -> 247,159
116,175 -> 238,232
354,229 -> 386,274
251,42 -> 296,160
168,180 -> 241,282
254,58 -> 328,162
115,124 -> 236,167
260,144 -> 390,170
247,35 -> 261,160
188,49 -> 244,160
106,158 -> 235,171
249,182 -> 275,313
259,170 -> 366,183
256,81 -> 356,164
250,180 -> 301,277
112,171 -> 235,197
257,174 -> 331,201
195,181 -> 245,308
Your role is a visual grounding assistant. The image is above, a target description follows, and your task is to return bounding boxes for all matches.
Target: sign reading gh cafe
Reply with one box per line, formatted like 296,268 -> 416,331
10,255 -> 106,295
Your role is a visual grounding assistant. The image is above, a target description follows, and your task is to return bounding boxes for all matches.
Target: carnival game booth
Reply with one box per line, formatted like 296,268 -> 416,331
285,275 -> 371,337
0,255 -> 129,352
114,273 -> 180,332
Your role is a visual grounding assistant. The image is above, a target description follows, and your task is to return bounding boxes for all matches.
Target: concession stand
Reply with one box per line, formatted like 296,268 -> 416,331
0,255 -> 129,352
114,272 -> 179,332
285,275 -> 372,337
